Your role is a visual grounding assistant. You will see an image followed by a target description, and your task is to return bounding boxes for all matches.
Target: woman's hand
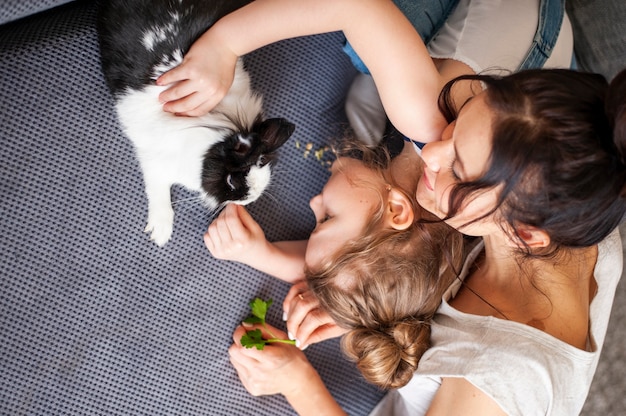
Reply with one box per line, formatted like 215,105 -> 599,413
204,204 -> 268,265
283,281 -> 349,349
156,29 -> 238,116
229,322 -> 314,397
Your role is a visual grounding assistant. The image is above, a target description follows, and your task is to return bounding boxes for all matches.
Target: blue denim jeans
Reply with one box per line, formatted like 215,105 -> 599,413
344,0 -> 565,74
518,0 -> 565,70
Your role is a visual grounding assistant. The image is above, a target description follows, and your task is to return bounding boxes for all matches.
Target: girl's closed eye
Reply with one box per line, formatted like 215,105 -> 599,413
319,214 -> 332,224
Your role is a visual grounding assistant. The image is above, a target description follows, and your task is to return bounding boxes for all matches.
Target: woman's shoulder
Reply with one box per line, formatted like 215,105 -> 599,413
588,226 -> 623,347
415,303 -> 597,415
594,226 -> 623,284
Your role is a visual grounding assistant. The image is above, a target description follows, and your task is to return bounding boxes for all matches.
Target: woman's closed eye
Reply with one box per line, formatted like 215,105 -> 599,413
449,158 -> 461,181
319,214 -> 332,224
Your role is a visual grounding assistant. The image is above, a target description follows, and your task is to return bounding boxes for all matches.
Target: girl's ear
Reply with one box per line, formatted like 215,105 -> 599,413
515,225 -> 551,248
385,188 -> 414,230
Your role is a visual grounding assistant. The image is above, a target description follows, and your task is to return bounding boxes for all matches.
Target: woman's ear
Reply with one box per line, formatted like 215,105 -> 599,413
515,225 -> 551,248
385,188 -> 414,230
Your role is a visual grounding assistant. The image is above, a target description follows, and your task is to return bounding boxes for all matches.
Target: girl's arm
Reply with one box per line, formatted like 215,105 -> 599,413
158,0 -> 446,143
268,240 -> 308,282
229,323 -> 347,416
204,204 -> 307,282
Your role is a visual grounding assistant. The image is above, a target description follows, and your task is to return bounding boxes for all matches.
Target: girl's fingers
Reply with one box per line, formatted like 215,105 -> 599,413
289,304 -> 334,346
284,291 -> 319,343
295,314 -> 348,347
235,205 -> 262,235
229,343 -> 259,367
282,282 -> 345,347
233,322 -> 288,346
215,210 -> 234,243
228,344 -> 268,396
223,205 -> 248,241
282,281 -> 309,319
204,222 -> 223,255
158,78 -> 225,115
203,231 -> 216,253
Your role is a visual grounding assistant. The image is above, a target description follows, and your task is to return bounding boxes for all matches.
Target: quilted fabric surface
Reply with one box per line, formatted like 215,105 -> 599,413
0,2 -> 386,415
0,0 -> 75,25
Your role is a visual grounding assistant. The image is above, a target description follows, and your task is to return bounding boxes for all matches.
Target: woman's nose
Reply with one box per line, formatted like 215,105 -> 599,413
421,141 -> 444,173
422,121 -> 455,172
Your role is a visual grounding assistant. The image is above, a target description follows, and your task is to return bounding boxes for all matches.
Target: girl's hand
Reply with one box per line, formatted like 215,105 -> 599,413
204,204 -> 268,265
229,322 -> 314,397
156,31 -> 238,116
283,281 -> 348,349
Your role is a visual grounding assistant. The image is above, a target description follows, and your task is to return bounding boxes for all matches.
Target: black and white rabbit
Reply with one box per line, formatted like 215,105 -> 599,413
97,0 -> 294,246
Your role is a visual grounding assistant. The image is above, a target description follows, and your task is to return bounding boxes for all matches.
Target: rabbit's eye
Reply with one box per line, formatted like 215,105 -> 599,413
226,174 -> 235,190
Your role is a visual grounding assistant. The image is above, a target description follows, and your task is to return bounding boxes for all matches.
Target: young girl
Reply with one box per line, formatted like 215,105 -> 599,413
206,143 -> 463,390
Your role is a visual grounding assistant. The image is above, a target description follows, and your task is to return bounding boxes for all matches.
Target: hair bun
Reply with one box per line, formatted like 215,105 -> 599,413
341,318 -> 431,389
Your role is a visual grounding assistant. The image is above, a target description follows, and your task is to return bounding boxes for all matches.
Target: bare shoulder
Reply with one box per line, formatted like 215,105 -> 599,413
426,377 -> 507,416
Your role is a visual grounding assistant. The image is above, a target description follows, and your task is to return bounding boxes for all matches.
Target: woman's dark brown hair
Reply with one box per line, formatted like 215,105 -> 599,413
438,68 -> 626,253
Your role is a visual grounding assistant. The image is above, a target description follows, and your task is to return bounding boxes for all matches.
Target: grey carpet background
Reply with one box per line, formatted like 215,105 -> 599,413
0,1 -> 384,415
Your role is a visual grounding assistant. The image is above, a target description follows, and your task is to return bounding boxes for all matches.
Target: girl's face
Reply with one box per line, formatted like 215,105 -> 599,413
305,158 -> 384,268
416,93 -> 501,236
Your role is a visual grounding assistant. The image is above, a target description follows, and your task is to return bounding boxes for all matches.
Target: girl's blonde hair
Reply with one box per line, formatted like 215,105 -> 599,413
306,139 -> 463,389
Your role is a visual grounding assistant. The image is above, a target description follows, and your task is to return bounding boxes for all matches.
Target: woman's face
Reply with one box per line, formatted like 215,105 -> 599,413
416,93 -> 501,236
305,157 -> 384,268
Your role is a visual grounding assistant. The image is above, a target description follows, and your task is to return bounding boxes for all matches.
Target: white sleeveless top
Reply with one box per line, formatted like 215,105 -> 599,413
427,0 -> 574,73
370,227 -> 623,416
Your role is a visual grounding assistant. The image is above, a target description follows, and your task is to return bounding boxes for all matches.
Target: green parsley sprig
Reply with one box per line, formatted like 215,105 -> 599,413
240,298 -> 296,350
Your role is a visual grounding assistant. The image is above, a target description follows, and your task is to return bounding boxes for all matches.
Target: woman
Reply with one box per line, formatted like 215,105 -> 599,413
377,68 -> 626,415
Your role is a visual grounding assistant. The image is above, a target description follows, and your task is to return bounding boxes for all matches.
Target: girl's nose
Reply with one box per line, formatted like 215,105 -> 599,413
309,194 -> 322,217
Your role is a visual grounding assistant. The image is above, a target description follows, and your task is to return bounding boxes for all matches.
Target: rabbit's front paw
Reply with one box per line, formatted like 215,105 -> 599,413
144,206 -> 175,247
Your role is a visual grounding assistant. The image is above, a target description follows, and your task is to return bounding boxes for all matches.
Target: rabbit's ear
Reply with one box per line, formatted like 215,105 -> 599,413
232,135 -> 252,156
253,118 -> 295,151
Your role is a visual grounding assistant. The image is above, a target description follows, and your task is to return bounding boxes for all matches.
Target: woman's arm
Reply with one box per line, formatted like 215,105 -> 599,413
158,0 -> 446,142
